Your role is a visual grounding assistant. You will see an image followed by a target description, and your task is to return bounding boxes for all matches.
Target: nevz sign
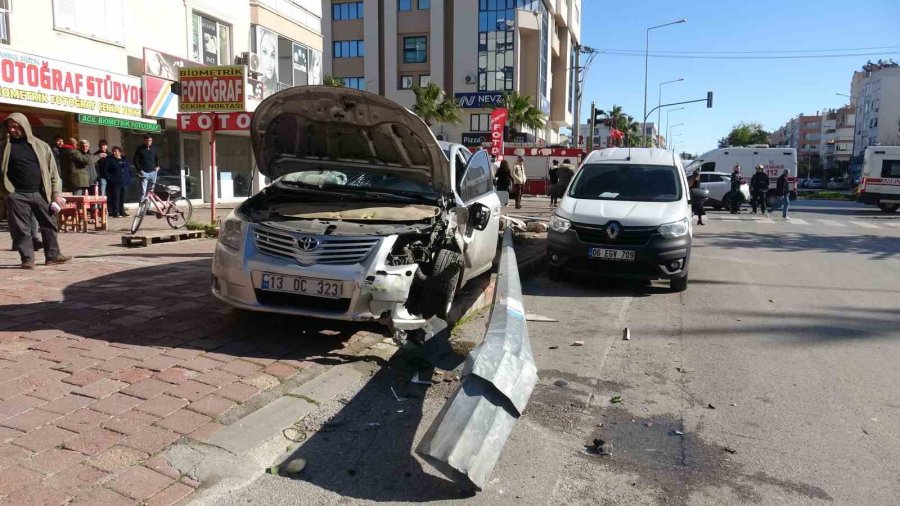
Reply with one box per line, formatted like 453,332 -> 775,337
454,92 -> 504,109
177,112 -> 252,132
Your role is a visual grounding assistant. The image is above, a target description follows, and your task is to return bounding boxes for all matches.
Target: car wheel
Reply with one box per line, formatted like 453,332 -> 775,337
547,264 -> 565,281
670,273 -> 688,292
878,203 -> 899,213
712,201 -> 724,210
428,249 -> 463,321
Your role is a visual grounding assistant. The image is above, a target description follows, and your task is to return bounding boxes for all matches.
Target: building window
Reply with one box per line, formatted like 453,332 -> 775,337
477,1 -> 518,92
419,75 -> 431,86
0,0 -> 9,44
470,113 -> 490,132
403,36 -> 427,63
191,13 -> 231,65
343,77 -> 365,90
398,0 -> 411,11
53,0 -> 125,45
333,40 -> 364,58
418,0 -> 430,8
400,76 -> 414,89
333,2 -> 363,20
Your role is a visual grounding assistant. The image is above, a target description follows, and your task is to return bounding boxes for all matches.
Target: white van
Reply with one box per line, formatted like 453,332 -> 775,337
547,148 -> 704,292
858,146 -> 900,213
685,146 -> 798,205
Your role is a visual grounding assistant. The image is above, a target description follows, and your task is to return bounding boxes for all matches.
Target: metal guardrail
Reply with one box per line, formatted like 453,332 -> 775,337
417,227 -> 538,490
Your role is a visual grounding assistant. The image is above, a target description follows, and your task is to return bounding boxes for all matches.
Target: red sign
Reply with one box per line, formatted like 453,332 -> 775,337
489,108 -> 508,157
177,112 -> 252,132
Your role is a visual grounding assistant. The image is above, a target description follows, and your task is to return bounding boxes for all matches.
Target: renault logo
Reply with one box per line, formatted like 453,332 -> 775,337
606,222 -> 621,240
298,236 -> 320,251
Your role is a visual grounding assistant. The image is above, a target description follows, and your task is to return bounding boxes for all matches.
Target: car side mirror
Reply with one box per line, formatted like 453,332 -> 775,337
690,187 -> 709,202
496,191 -> 509,206
468,202 -> 491,231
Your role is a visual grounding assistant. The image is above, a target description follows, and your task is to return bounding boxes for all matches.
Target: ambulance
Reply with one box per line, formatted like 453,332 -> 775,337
858,146 -> 900,213
685,146 -> 798,206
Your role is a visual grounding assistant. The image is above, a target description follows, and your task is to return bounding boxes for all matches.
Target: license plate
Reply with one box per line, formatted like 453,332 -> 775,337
589,248 -> 636,262
258,273 -> 342,299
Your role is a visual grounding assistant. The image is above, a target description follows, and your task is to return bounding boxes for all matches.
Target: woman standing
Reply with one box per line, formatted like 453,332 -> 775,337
105,147 -> 133,218
495,159 -> 512,203
689,170 -> 706,226
548,160 -> 560,206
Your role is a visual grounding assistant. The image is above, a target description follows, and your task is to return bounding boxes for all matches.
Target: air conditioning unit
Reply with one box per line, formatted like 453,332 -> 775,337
465,74 -> 476,85
237,51 -> 261,74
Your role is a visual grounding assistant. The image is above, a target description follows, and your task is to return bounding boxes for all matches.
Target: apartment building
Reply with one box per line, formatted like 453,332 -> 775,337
0,0 -> 322,205
819,105 -> 854,173
850,63 -> 900,159
322,0 -> 582,147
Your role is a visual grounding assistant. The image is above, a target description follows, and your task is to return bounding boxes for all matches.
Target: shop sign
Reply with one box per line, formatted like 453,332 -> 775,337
142,76 -> 178,119
78,113 -> 161,133
143,48 -> 199,80
489,108 -> 508,157
454,92 -> 504,109
177,112 -> 252,132
0,48 -> 143,120
177,66 -> 246,112
461,132 -> 489,147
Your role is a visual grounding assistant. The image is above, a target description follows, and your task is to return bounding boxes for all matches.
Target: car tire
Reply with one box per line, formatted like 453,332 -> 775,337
670,273 -> 688,292
547,264 -> 565,281
878,203 -> 899,213
429,249 -> 463,321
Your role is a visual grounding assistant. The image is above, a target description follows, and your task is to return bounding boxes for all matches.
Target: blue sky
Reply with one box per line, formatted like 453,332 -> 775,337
578,0 -> 900,155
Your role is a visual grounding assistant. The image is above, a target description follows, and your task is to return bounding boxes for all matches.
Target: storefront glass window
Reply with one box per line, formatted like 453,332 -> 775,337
216,135 -> 253,199
122,129 -> 181,204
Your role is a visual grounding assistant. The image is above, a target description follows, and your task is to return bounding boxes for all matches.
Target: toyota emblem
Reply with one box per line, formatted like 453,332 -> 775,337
606,222 -> 621,240
298,236 -> 320,251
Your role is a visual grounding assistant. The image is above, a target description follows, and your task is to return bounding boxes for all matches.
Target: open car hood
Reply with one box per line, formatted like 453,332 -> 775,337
251,86 -> 451,193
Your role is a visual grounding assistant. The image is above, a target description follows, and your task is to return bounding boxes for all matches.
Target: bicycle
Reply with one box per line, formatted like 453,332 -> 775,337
130,177 -> 193,235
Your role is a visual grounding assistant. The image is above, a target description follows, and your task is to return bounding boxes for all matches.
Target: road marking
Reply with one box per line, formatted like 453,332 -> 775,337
850,221 -> 880,229
819,219 -> 846,227
785,218 -> 809,225
884,222 -> 900,228
757,218 -> 775,224
717,215 -> 740,220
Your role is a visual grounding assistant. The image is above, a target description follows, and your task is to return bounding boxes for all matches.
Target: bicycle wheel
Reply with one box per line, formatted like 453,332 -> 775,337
166,197 -> 193,229
130,199 -> 150,235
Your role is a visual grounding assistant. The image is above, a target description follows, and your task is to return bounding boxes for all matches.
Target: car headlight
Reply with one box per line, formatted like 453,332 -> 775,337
658,217 -> 689,239
549,214 -> 571,233
219,214 -> 245,250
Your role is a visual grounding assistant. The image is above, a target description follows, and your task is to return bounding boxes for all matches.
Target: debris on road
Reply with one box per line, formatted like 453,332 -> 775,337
284,458 -> 307,474
676,367 -> 688,373
623,328 -> 631,341
768,299 -> 776,303
410,372 -> 433,386
723,446 -> 737,454
707,403 -> 716,409
674,430 -> 684,436
267,465 -> 279,475
611,396 -> 623,404
730,403 -> 737,407
572,340 -> 585,346
390,386 -> 407,402
553,379 -> 569,388
548,345 -> 559,350
525,313 -> 558,322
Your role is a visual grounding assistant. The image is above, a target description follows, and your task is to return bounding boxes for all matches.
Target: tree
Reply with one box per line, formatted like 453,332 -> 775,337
497,91 -> 546,140
412,83 -> 461,126
323,75 -> 345,87
596,105 -> 626,147
718,122 -> 770,148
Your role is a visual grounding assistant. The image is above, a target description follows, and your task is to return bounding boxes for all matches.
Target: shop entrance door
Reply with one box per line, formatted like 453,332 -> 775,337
181,135 -> 203,200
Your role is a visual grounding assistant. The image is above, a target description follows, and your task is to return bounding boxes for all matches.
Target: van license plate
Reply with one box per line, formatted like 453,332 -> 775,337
589,248 -> 636,262
258,273 -> 342,299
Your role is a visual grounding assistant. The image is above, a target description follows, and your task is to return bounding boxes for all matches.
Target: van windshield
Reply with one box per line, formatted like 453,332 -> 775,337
569,164 -> 683,202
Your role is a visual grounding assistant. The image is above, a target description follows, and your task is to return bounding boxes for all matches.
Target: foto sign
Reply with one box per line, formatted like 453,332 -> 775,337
178,112 -> 252,132
489,108 -> 508,157
178,65 -> 246,112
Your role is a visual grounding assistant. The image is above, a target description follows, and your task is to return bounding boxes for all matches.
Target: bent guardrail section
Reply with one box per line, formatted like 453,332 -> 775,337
416,227 -> 538,490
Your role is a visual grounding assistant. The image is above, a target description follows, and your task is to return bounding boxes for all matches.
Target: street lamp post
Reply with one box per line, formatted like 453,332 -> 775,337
668,123 -> 684,151
670,132 -> 683,154
657,78 -> 684,146
643,18 -> 687,147
665,107 -> 684,150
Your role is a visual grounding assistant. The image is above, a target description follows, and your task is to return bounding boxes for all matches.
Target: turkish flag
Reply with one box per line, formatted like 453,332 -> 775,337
489,108 -> 508,157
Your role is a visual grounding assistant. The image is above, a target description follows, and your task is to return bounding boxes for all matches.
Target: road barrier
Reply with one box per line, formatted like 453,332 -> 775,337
417,227 -> 538,490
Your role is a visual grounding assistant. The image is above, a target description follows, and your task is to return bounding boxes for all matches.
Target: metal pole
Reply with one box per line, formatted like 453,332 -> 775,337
587,101 -> 595,152
573,43 -> 581,148
642,28 -> 649,148
210,129 -> 217,224
657,78 -> 683,148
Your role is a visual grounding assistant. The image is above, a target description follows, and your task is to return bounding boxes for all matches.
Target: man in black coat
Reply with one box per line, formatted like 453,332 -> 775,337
729,164 -> 743,214
749,165 -> 770,214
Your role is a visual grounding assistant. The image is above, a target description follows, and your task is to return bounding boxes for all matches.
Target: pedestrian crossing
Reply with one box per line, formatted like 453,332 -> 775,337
712,215 -> 900,231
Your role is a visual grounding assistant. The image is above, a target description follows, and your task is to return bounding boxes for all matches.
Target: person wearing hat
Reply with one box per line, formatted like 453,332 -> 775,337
749,164 -> 770,214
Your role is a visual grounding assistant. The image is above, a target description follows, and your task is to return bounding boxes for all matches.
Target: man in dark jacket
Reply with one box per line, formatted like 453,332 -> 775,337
768,169 -> 791,219
749,164 -> 770,214
0,113 -> 71,269
133,134 -> 160,196
104,146 -> 133,218
729,164 -> 743,214
94,139 -> 110,196
60,138 -> 100,194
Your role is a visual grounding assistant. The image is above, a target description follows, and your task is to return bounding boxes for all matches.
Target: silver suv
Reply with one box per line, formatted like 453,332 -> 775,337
211,87 -> 502,335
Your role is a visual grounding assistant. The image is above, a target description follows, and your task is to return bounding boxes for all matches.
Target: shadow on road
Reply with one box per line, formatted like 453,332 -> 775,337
691,278 -> 900,295
702,232 -> 900,260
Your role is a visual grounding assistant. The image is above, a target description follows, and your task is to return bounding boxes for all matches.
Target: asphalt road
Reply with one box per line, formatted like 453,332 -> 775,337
212,199 -> 900,505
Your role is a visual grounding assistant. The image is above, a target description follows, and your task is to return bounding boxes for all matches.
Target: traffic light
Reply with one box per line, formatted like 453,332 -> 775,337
593,108 -> 604,126
706,91 -> 713,108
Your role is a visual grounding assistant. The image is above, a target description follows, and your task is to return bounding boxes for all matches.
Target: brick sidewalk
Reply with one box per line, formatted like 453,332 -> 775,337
0,229 -> 384,505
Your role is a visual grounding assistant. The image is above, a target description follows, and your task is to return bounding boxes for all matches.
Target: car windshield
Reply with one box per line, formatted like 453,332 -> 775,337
279,169 -> 439,198
569,164 -> 683,202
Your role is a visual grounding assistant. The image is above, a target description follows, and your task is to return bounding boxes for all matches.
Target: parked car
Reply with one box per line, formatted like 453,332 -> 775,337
798,178 -> 809,188
694,171 -> 750,210
826,177 -> 847,189
807,178 -> 825,189
211,87 -> 503,336
548,147 -> 703,292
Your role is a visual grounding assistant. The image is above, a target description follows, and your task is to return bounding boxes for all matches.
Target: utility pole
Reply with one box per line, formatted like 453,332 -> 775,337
588,101 -> 596,152
573,43 -> 581,149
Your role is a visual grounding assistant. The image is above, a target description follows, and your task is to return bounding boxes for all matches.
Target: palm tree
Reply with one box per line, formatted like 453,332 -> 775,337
619,115 -> 641,147
323,75 -> 344,87
596,105 -> 626,146
412,83 -> 461,126
496,91 -> 546,140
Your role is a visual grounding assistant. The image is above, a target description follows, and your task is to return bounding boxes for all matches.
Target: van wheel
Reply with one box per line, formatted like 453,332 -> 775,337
670,274 -> 688,292
547,264 -> 565,281
878,203 -> 899,213
428,249 -> 463,321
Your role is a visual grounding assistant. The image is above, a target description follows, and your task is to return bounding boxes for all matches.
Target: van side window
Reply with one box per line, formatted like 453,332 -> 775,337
700,162 -> 716,172
699,174 -> 714,183
881,159 -> 900,178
